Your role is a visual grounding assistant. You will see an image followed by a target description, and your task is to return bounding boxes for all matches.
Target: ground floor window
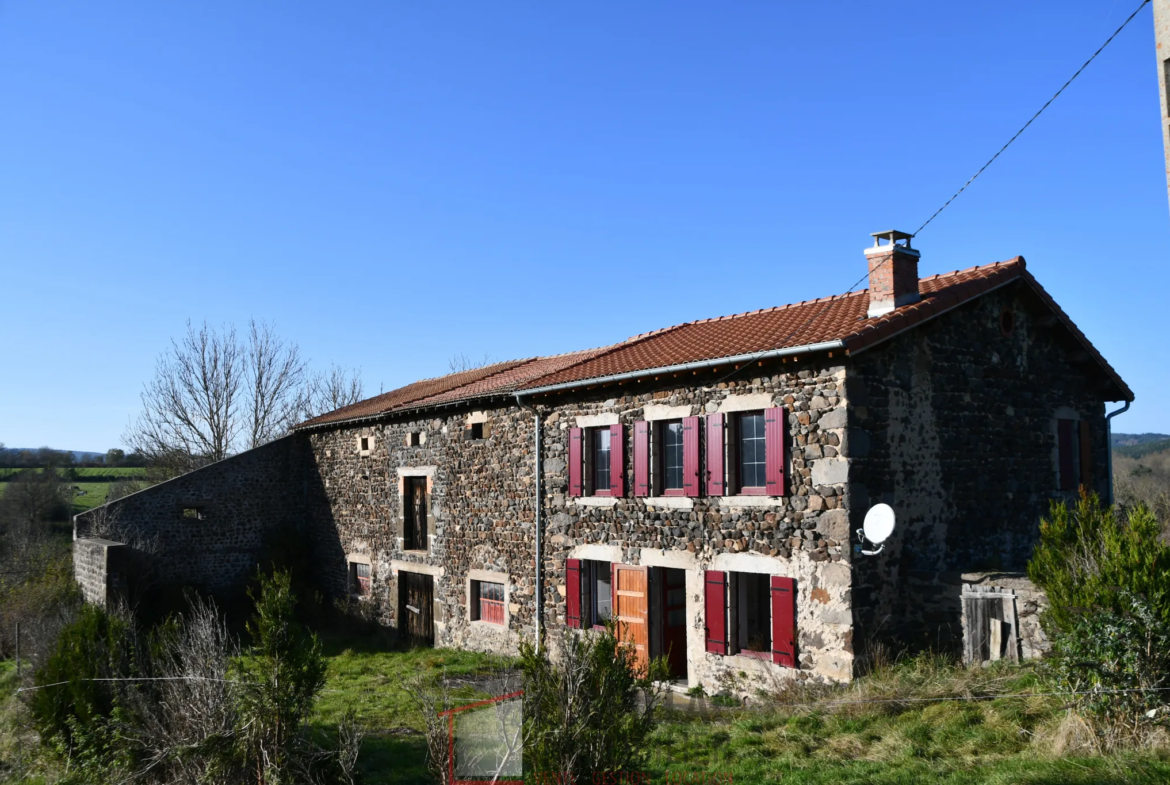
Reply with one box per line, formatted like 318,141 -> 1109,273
583,560 -> 612,628
705,570 -> 796,667
472,580 -> 505,625
349,562 -> 371,596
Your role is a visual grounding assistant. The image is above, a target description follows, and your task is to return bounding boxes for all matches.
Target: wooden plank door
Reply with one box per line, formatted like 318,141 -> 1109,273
613,564 -> 649,674
399,571 -> 434,647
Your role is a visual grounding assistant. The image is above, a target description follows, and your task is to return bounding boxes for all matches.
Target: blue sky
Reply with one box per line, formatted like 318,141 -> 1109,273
1,1 -> 1167,452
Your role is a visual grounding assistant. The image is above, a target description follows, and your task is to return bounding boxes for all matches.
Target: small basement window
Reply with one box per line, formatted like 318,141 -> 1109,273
472,580 -> 505,624
180,506 -> 204,521
350,563 -> 371,597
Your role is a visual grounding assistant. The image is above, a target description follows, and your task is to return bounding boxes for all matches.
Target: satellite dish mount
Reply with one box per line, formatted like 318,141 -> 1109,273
855,503 -> 896,556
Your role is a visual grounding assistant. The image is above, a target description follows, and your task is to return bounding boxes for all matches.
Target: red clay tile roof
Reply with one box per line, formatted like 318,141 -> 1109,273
296,257 -> 1131,429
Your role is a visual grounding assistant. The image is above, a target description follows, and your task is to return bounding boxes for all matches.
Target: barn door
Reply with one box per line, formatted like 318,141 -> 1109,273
612,564 -> 649,674
399,571 -> 434,647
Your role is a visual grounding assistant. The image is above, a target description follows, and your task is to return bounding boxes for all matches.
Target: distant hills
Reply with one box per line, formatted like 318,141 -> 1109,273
5,449 -> 106,462
1112,433 -> 1170,460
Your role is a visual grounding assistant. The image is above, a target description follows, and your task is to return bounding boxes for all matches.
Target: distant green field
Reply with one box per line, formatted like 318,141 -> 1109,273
0,479 -> 129,513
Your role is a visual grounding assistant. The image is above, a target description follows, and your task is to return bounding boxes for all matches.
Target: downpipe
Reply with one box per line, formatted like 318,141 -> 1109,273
515,394 -> 543,646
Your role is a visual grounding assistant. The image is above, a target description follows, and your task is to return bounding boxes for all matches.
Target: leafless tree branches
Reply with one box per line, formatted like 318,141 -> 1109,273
245,320 -> 307,450
124,320 -> 364,475
297,364 -> 364,421
448,352 -> 496,374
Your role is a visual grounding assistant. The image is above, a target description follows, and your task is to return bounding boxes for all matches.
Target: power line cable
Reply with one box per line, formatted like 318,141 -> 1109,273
913,0 -> 1151,237
697,0 -> 1151,392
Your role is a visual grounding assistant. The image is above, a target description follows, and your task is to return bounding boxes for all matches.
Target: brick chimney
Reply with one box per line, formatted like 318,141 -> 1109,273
865,230 -> 921,318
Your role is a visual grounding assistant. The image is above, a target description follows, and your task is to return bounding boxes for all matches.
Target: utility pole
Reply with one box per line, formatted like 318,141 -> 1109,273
1156,0 -> 1170,216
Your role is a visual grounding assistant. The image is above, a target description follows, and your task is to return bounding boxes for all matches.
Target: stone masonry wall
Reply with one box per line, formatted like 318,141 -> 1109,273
73,435 -> 309,592
848,280 -> 1112,658
535,361 -> 857,690
74,538 -> 119,605
303,358 -> 859,690
302,405 -> 538,656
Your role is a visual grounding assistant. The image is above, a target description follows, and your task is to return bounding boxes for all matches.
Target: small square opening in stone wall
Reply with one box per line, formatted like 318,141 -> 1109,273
180,506 -> 205,521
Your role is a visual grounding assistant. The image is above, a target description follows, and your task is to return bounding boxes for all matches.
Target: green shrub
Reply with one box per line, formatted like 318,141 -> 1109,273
232,568 -> 330,784
1027,492 -> 1170,632
1027,492 -> 1170,738
519,624 -> 668,781
1045,591 -> 1170,735
29,603 -> 145,779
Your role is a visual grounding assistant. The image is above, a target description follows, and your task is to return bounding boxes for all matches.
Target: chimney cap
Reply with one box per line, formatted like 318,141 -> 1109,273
870,230 -> 914,249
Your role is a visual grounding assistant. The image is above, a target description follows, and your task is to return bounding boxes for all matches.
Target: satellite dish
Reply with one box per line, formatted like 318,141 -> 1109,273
855,504 -> 896,556
863,504 -> 896,545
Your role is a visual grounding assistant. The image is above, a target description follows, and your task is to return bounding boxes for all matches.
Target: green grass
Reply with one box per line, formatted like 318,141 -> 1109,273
6,643 -> 1170,784
310,636 -> 513,785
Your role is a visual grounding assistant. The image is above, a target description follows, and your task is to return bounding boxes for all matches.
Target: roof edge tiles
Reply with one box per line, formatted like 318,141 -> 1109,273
295,256 -> 1132,430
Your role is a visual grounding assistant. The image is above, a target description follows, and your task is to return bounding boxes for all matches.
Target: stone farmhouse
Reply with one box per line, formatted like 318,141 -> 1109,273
75,232 -> 1132,692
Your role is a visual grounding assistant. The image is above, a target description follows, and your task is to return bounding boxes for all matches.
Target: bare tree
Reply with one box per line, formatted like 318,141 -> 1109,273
448,352 -> 496,374
124,321 -> 244,474
296,363 -> 365,421
245,319 -> 307,449
125,320 -> 352,475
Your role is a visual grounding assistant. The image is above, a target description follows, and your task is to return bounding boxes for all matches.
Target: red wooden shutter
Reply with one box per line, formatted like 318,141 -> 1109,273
566,559 -> 582,628
770,575 -> 796,668
683,416 -> 701,497
1079,420 -> 1092,489
633,421 -> 650,497
1057,419 -> 1075,491
609,423 -> 625,497
706,414 -> 725,496
704,570 -> 727,655
764,408 -> 786,496
569,428 -> 583,497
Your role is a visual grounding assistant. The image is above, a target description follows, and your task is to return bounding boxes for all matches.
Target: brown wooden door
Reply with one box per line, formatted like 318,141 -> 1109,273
399,570 -> 434,646
613,564 -> 649,674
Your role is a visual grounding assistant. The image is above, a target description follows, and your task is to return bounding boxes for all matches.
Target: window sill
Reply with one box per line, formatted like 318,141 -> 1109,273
642,496 -> 694,510
734,650 -> 773,662
717,496 -> 783,508
469,619 -> 506,629
572,496 -> 619,508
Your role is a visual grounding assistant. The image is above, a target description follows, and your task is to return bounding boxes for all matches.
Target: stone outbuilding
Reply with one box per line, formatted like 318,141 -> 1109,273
75,232 -> 1133,693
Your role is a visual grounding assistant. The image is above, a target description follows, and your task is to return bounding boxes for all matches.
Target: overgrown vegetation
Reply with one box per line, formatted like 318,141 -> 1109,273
22,571 -> 362,784
1028,492 -> 1170,746
519,624 -> 668,780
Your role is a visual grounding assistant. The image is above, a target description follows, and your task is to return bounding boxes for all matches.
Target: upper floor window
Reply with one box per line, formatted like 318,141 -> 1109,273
1056,416 -> 1091,493
403,476 -> 428,551
661,420 -> 685,493
738,412 -> 767,491
591,427 -> 612,495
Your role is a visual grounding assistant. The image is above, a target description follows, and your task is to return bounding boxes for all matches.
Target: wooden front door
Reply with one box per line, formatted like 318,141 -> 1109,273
661,568 -> 688,679
613,564 -> 649,674
398,570 -> 434,646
